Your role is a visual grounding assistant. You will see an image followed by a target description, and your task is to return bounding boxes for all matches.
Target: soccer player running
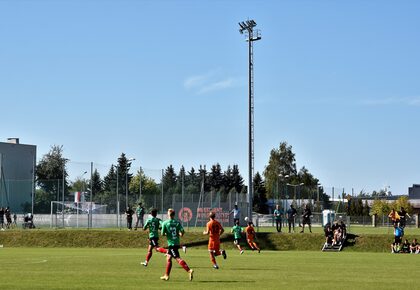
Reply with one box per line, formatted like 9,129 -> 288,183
141,208 -> 168,267
160,208 -> 193,281
246,221 -> 261,253
231,220 -> 244,254
203,211 -> 227,269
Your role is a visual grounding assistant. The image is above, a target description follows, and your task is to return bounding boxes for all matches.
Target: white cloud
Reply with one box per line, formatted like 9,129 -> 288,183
197,78 -> 234,95
184,70 -> 239,95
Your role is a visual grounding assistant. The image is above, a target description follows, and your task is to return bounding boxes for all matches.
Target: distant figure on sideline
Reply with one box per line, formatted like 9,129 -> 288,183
273,204 -> 283,233
287,204 -> 297,233
135,203 -> 145,230
229,204 -> 241,226
125,206 -> 134,230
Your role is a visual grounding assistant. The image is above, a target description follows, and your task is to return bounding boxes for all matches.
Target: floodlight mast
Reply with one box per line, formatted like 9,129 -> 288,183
238,19 -> 261,221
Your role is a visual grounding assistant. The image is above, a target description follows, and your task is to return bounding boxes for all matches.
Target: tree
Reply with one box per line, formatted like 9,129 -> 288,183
36,145 -> 68,194
392,196 -> 413,214
96,165 -> 117,212
116,153 -> 134,202
370,199 -> 391,217
35,145 -> 69,213
162,165 -> 177,196
103,165 -> 117,193
253,172 -> 268,213
231,165 -> 244,193
263,142 -> 297,198
91,169 -> 103,197
208,163 -> 223,192
129,168 -> 160,208
185,167 -> 200,195
362,200 -> 370,216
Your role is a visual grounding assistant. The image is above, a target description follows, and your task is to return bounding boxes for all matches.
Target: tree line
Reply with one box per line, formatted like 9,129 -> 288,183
31,141 -> 332,214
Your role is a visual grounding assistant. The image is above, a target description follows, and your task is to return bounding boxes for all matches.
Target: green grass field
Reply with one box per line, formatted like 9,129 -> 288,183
1,247 -> 420,290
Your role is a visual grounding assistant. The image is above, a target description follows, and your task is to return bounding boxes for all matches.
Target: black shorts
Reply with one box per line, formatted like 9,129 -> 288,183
149,237 -> 159,247
303,218 -> 311,225
234,238 -> 242,245
394,236 -> 402,244
168,246 -> 180,259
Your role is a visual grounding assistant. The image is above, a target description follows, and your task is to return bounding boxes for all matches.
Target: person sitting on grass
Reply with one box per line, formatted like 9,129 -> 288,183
332,221 -> 343,245
391,223 -> 404,253
401,239 -> 410,253
410,239 -> 419,254
324,223 -> 333,246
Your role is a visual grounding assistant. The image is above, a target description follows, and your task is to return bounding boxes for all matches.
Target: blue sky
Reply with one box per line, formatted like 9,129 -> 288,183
1,0 -> 419,195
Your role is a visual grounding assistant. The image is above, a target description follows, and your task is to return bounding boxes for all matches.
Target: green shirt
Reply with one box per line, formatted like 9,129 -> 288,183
143,217 -> 162,238
136,206 -> 144,217
231,225 -> 243,239
161,218 -> 184,247
274,209 -> 283,221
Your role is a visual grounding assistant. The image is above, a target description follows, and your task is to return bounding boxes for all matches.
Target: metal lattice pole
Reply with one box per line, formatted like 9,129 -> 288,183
239,20 -> 261,220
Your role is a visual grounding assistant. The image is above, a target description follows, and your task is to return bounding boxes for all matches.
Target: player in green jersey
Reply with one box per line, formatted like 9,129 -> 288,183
231,220 -> 244,254
141,208 -> 168,267
160,208 -> 193,281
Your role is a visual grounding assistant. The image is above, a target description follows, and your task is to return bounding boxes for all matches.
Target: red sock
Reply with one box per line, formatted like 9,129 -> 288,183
146,251 -> 152,262
166,258 -> 172,276
210,254 -> 216,265
177,258 -> 190,272
156,247 -> 167,254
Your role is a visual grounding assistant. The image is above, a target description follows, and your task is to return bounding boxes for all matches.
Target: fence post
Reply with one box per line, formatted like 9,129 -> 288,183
372,214 -> 376,227
416,214 -> 419,228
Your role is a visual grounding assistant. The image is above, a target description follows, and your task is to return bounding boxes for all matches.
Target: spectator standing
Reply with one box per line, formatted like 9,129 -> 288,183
0,207 -> 4,231
388,209 -> 400,228
286,204 -> 297,233
300,204 -> 312,233
273,204 -> 283,233
229,204 -> 241,226
398,207 -> 410,228
125,206 -> 135,231
5,207 -> 12,229
12,213 -> 17,228
134,203 -> 145,230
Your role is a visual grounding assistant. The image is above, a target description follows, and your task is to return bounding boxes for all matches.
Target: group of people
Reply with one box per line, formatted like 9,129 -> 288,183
324,220 -> 347,246
125,203 -> 145,231
273,204 -> 312,233
138,207 -> 261,281
389,207 -> 413,254
0,207 -> 17,230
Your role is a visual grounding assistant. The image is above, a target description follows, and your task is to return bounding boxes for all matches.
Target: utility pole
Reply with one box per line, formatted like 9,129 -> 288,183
239,19 -> 261,220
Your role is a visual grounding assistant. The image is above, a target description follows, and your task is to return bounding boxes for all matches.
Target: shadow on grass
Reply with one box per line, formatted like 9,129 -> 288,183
344,233 -> 359,248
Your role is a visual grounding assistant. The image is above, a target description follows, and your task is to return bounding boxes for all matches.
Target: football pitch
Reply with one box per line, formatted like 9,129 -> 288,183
1,247 -> 419,290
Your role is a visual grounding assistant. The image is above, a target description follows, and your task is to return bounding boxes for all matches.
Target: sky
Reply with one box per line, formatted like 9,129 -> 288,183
0,0 -> 419,196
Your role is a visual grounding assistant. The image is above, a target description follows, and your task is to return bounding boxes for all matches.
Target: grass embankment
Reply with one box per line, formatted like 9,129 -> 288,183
1,229 -> 418,252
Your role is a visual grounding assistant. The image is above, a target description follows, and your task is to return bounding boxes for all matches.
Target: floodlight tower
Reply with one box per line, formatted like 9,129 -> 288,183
239,19 -> 261,220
